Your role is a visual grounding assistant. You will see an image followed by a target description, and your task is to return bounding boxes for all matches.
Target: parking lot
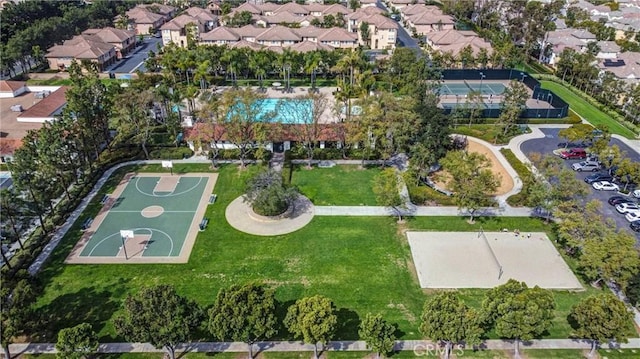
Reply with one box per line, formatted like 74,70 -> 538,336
520,128 -> 640,240
104,36 -> 162,74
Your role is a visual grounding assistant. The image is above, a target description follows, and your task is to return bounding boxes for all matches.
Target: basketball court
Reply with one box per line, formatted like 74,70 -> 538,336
406,231 -> 583,290
66,172 -> 217,264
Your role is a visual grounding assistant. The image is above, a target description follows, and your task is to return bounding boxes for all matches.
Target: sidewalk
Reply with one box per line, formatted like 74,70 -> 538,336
9,338 -> 640,355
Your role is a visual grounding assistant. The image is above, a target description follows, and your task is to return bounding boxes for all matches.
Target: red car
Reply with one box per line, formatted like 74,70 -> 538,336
560,148 -> 587,159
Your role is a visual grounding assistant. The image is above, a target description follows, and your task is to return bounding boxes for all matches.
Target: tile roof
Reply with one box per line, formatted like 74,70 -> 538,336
126,8 -> 165,24
201,26 -> 240,41
46,35 -> 115,59
0,80 -> 26,92
317,27 -> 358,42
599,51 -> 640,80
82,27 -> 135,43
161,14 -> 200,30
598,40 -> 621,53
185,6 -> 217,22
407,12 -> 455,25
287,40 -> 334,52
401,4 -> 443,16
234,25 -> 266,38
138,3 -> 176,16
18,87 -> 68,119
347,7 -> 385,20
256,26 -> 301,41
230,39 -> 264,50
361,14 -> 399,29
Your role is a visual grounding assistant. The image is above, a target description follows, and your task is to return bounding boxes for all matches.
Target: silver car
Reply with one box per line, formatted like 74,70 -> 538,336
571,161 -> 601,172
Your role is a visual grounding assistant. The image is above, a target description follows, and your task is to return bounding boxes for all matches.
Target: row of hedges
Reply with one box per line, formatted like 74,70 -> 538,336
403,171 -> 456,206
284,146 -> 383,161
534,74 -> 639,135
500,148 -> 536,207
214,148 -> 272,162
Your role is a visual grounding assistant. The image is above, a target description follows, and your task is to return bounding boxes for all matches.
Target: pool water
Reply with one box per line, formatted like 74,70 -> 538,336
227,98 -> 314,124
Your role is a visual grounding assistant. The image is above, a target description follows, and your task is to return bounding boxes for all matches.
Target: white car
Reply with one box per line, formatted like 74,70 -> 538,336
615,202 -> 640,214
626,211 -> 640,222
633,190 -> 640,198
571,161 -> 601,172
592,181 -> 620,191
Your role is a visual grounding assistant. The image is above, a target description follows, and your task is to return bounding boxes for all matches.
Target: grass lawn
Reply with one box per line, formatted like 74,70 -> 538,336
30,165 -> 613,344
288,164 -> 381,205
452,124 -> 529,145
28,349 -> 632,358
539,81 -> 636,139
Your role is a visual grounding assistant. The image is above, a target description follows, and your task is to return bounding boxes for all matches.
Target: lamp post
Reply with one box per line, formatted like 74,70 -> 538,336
284,64 -> 291,92
520,72 -> 527,83
547,93 -> 553,118
479,71 -> 486,95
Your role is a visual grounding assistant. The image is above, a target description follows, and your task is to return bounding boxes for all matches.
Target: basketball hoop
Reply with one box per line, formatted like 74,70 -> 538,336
162,161 -> 174,175
120,230 -> 134,259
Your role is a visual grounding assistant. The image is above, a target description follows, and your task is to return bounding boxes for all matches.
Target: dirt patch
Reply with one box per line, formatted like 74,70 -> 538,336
431,140 -> 514,196
386,302 -> 417,323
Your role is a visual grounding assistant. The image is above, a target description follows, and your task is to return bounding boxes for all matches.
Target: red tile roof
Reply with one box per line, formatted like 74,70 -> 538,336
0,80 -> 26,92
17,87 -> 68,119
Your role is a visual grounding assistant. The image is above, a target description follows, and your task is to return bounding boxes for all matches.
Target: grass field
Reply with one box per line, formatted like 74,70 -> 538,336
23,349 -> 640,358
31,164 -> 619,344
288,165 -> 381,205
539,81 -> 636,139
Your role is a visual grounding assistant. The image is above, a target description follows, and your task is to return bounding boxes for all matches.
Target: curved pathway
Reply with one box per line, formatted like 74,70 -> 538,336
225,195 -> 314,236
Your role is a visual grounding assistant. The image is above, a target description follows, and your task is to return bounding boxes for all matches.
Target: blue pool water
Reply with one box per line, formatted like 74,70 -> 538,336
229,99 -> 312,124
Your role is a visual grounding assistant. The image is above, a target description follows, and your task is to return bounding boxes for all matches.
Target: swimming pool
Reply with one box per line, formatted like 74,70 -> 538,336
228,99 -> 313,124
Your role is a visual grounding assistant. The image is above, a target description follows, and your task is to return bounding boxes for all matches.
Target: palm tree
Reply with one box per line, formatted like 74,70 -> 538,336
304,51 -> 323,90
249,50 -> 272,90
278,48 -> 297,91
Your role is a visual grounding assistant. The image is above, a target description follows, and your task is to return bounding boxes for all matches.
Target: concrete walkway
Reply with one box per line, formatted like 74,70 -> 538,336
8,338 -> 640,355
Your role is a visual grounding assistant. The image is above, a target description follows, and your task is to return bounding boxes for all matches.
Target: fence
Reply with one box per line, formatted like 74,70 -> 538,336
440,69 -> 569,119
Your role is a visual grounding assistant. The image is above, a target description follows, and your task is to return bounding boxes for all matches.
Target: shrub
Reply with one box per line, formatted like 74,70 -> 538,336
245,169 -> 299,216
148,146 -> 193,160
500,148 -> 535,207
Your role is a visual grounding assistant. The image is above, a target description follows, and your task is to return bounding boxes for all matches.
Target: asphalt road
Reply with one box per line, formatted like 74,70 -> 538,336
520,128 -> 640,239
376,0 -> 422,53
104,36 -> 163,74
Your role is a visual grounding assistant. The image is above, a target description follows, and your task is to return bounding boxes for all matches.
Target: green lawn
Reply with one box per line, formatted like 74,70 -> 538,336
30,165 -> 612,344
28,349 -> 639,358
288,165 -> 381,205
540,81 -> 637,139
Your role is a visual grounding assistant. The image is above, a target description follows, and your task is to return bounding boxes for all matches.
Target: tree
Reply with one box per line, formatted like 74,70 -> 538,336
373,168 -> 406,222
359,313 -> 396,359
221,88 -> 273,168
0,188 -> 27,250
359,22 -> 371,48
579,229 -> 640,289
497,80 -> 528,137
420,292 -> 482,359
570,293 -> 633,357
277,93 -> 329,168
440,150 -> 499,223
244,169 -> 298,216
114,285 -> 203,359
208,283 -> 278,358
557,124 -> 596,147
113,87 -> 155,159
55,323 -> 99,359
481,280 -> 555,358
284,295 -> 337,359
1,278 -> 39,359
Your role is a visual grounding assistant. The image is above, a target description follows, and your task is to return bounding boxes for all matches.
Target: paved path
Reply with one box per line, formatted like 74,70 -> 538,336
9,338 -> 640,355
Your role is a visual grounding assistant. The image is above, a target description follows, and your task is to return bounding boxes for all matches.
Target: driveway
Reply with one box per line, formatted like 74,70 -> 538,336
520,128 -> 640,240
104,36 -> 163,74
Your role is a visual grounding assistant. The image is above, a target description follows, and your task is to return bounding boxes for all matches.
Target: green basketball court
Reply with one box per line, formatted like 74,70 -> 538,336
67,173 -> 217,263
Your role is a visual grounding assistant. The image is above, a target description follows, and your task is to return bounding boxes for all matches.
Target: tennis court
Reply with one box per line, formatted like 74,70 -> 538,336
440,81 -> 507,96
406,231 -> 583,289
66,172 -> 217,264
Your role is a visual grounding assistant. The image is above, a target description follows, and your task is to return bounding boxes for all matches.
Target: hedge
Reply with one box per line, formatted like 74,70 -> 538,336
500,148 -> 535,207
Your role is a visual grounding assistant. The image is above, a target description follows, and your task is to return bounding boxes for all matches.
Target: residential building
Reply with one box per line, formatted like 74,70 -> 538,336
199,25 -> 357,49
400,5 -> 455,35
82,27 -> 136,59
347,8 -> 397,50
123,6 -> 166,35
542,28 -> 597,65
596,40 -> 622,59
184,6 -> 218,31
426,29 -> 493,57
387,0 -> 425,11
46,35 -> 117,71
137,3 -> 177,21
161,14 -> 205,48
599,51 -> 640,84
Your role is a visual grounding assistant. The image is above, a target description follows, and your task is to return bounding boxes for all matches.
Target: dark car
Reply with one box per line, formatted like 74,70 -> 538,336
585,172 -> 613,184
608,195 -> 636,206
631,220 -> 640,232
558,141 -> 591,148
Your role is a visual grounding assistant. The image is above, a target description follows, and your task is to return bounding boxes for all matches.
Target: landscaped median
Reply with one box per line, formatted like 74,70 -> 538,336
539,80 -> 638,139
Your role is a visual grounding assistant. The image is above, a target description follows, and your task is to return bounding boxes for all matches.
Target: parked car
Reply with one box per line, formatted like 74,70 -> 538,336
625,211 -> 640,222
630,220 -> 640,232
592,181 -> 620,191
615,202 -> 640,214
571,161 -> 601,172
633,189 -> 640,198
559,148 -> 587,160
585,172 -> 613,184
608,195 -> 636,206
